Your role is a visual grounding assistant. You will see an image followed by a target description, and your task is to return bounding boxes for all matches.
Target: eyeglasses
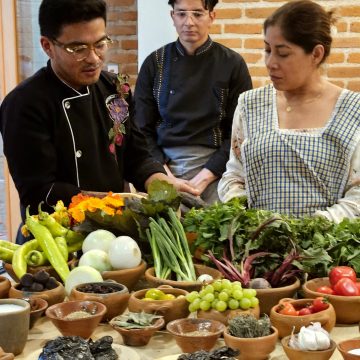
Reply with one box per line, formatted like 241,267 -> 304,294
172,10 -> 209,21
52,36 -> 113,61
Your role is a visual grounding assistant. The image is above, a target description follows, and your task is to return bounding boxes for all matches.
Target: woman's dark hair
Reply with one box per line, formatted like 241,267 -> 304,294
264,0 -> 335,64
168,0 -> 218,11
39,0 -> 107,40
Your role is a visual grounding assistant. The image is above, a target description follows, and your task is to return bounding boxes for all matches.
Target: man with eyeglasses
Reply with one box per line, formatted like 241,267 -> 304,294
134,0 -> 252,204
0,0 -> 198,243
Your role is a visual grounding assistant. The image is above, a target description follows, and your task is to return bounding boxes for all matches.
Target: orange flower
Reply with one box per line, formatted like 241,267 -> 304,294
69,193 -> 90,208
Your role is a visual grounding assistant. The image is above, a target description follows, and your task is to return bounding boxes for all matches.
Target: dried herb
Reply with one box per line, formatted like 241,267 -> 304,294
110,311 -> 163,329
177,346 -> 239,360
228,314 -> 271,338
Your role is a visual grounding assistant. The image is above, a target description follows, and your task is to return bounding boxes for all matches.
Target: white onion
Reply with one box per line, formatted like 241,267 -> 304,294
82,229 -> 116,253
78,249 -> 112,273
108,236 -> 142,269
65,266 -> 103,295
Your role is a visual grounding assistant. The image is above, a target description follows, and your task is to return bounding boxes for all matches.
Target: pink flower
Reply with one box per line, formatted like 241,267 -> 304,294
115,133 -> 123,146
109,143 -> 116,154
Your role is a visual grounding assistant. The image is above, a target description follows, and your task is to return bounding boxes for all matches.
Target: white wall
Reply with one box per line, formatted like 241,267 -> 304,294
137,0 -> 177,70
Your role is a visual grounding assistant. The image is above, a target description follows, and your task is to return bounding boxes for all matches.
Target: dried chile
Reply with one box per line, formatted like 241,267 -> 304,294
177,346 -> 239,360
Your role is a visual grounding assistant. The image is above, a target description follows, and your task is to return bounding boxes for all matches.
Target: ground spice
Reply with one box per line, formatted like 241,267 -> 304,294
63,310 -> 93,320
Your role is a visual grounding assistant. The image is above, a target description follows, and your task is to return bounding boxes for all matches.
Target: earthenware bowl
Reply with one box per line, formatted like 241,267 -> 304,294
270,298 -> 336,338
29,297 -> 48,329
46,300 -> 106,339
3,256 -> 77,283
128,286 -> 189,324
101,260 -> 147,291
303,277 -> 360,324
223,326 -> 278,360
111,316 -> 165,346
144,264 -> 222,292
69,281 -> 130,321
0,276 -> 10,299
0,346 -> 15,360
337,339 -> 360,359
166,318 -> 225,353
197,305 -> 260,326
282,336 -> 337,360
8,281 -> 66,307
255,277 -> 301,315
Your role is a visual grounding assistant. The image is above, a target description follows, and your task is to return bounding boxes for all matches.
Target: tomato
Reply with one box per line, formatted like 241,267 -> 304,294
311,297 -> 330,312
356,282 -> 360,294
316,286 -> 335,295
298,307 -> 313,316
333,277 -> 359,296
278,302 -> 298,316
329,266 -> 357,287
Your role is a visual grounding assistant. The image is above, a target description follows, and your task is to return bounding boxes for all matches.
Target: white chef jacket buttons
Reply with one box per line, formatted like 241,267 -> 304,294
76,150 -> 82,158
65,101 -> 71,109
170,90 -> 175,95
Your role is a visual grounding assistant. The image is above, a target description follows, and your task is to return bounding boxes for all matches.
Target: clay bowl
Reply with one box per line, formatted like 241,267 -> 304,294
166,318 -> 225,353
269,298 -> 336,338
29,297 -> 48,329
282,335 -> 337,360
101,260 -> 146,291
197,305 -> 260,326
0,276 -> 11,299
69,281 -> 130,321
3,256 -> 77,283
0,346 -> 15,360
303,277 -> 360,324
255,277 -> 301,315
46,300 -> 106,339
144,264 -> 222,292
8,281 -> 66,307
338,339 -> 360,360
111,316 -> 165,346
223,326 -> 278,360
128,286 -> 189,324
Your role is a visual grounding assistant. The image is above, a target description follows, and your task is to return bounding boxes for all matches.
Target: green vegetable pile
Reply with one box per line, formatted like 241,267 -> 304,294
183,198 -> 360,278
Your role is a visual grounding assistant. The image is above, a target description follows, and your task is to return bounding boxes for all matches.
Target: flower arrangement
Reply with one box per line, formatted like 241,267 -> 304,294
68,192 -> 125,223
107,73 -> 131,156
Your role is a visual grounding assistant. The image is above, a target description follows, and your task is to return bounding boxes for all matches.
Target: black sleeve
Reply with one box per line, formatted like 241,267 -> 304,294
133,53 -> 168,164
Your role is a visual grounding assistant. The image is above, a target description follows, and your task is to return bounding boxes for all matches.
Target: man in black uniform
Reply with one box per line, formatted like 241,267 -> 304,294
0,0 -> 198,243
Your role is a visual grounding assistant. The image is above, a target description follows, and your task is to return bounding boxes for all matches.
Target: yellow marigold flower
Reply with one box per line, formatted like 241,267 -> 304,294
86,198 -> 105,212
102,206 -> 115,216
103,195 -> 124,208
69,208 -> 85,223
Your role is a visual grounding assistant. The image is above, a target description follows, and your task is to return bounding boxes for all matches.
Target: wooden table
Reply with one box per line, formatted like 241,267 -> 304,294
15,316 -> 359,359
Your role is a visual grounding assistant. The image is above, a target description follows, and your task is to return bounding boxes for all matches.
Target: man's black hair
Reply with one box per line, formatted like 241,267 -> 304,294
39,0 -> 107,39
168,0 -> 218,11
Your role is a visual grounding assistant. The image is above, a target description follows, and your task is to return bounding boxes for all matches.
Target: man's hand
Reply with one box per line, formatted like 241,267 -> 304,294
145,173 -> 200,196
189,168 -> 218,195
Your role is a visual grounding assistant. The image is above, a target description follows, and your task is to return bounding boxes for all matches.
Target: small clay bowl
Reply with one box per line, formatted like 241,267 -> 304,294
338,339 -> 360,360
197,305 -> 260,326
111,316 -> 165,346
223,326 -> 278,360
144,264 -> 222,292
303,277 -> 360,324
69,281 -> 130,321
255,277 -> 301,315
102,260 -> 147,291
3,256 -> 77,283
128,286 -> 189,324
282,335 -> 337,360
166,318 -> 225,353
269,298 -> 336,338
46,300 -> 106,339
29,297 -> 48,329
8,281 -> 66,307
0,276 -> 11,299
0,346 -> 15,360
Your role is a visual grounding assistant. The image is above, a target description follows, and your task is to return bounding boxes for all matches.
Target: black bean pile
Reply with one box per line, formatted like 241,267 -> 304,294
77,283 -> 124,294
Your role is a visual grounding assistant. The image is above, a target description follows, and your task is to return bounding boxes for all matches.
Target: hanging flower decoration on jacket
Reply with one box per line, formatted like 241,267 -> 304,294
106,73 -> 131,157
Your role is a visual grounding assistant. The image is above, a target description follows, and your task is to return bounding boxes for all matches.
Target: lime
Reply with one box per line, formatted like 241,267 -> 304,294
145,288 -> 164,300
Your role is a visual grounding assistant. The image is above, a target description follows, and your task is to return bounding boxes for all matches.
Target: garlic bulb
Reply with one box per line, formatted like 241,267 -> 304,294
289,322 -> 331,351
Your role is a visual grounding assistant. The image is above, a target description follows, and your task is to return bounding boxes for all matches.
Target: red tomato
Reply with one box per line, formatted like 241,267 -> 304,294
316,286 -> 335,295
298,307 -> 313,316
329,266 -> 357,287
356,282 -> 360,294
312,297 -> 330,312
333,277 -> 359,296
278,302 -> 298,316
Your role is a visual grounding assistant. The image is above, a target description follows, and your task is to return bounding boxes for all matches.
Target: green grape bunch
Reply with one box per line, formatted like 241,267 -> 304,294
185,279 -> 259,313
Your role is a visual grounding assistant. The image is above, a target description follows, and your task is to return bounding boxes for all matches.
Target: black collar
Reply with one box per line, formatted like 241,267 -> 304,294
175,37 -> 213,56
